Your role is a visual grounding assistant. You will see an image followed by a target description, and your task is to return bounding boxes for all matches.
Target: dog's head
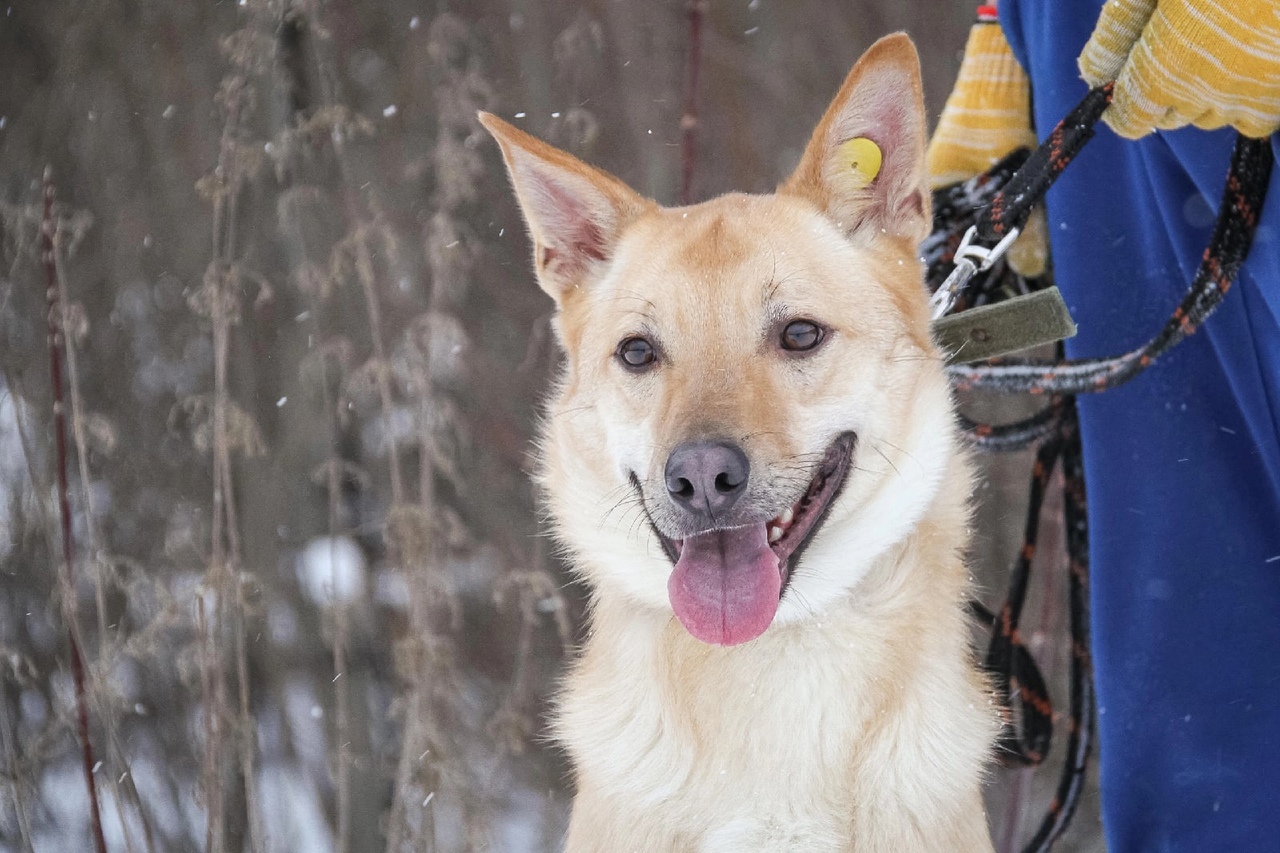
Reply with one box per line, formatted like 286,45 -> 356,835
482,34 -> 957,646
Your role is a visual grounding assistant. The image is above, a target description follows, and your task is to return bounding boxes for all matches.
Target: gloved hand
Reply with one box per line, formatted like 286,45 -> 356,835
927,15 -> 1036,187
927,10 -> 1047,276
1079,0 -> 1280,139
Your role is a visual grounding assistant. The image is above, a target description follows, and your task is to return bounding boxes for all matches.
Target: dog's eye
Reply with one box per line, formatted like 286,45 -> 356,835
780,320 -> 824,352
617,336 -> 657,370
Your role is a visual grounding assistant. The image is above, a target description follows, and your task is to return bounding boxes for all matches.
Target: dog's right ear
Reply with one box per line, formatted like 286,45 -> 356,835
479,113 -> 648,304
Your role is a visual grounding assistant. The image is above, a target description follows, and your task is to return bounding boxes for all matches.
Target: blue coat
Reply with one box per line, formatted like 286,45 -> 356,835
999,1 -> 1280,848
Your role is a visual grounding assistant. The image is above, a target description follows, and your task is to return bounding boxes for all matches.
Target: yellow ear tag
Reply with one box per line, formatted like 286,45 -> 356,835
837,137 -> 882,188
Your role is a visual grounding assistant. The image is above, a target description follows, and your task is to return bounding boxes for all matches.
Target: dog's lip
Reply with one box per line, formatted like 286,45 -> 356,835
637,432 -> 857,579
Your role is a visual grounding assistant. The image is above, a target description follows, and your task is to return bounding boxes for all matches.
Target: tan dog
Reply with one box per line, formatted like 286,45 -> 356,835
481,33 -> 996,853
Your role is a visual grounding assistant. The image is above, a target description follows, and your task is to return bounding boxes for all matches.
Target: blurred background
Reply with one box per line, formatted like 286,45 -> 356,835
0,0 -> 1103,850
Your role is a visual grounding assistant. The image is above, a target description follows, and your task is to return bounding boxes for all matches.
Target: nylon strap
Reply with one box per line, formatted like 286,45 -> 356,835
935,287 -> 1076,364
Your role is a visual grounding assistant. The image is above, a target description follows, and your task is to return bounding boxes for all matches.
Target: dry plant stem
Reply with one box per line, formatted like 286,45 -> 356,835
313,43 -> 406,505
213,185 -> 267,853
343,175 -> 420,853
309,12 -> 450,848
312,343 -> 354,851
7,376 -> 157,849
418,433 -> 432,514
41,168 -> 108,853
232,574 -> 266,853
320,456 -> 354,853
6,279 -> 84,853
53,203 -> 154,853
200,85 -> 239,853
353,229 -> 406,507
680,0 -> 706,205
202,29 -> 266,848
104,728 -> 153,853
386,687 -> 432,853
384,554 -> 444,852
52,235 -> 110,651
0,677 -> 37,853
318,66 -> 426,853
51,245 -> 110,650
3,375 -> 80,849
196,597 -> 222,853
277,11 -> 354,844
299,231 -> 355,851
507,604 -> 535,722
216,431 -> 265,853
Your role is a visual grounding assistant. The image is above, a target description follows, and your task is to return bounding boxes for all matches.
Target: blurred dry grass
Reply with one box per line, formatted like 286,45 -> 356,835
0,1 -> 1102,850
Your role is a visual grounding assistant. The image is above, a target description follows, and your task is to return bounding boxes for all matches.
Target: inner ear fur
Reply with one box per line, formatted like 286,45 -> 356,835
479,112 -> 650,303
780,33 -> 931,245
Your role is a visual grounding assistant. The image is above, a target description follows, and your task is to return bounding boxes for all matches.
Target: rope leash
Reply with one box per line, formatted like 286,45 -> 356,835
984,426 -> 1063,768
950,133 -> 1274,399
963,405 -> 1093,852
931,84 -> 1116,318
928,83 -> 1272,852
1036,413 -> 1093,852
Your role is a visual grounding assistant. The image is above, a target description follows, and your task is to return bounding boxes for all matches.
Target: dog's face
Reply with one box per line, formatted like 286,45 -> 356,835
483,35 -> 956,645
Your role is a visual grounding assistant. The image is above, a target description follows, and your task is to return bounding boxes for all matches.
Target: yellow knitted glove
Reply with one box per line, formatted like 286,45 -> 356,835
927,11 -> 1047,276
1079,0 -> 1280,139
927,18 -> 1037,186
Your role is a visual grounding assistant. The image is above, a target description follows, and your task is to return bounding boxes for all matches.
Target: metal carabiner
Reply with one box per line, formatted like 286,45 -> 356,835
929,224 -> 1022,319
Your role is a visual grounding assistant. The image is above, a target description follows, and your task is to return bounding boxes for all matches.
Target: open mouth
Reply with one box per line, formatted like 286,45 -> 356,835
654,432 -> 856,574
639,432 -> 856,646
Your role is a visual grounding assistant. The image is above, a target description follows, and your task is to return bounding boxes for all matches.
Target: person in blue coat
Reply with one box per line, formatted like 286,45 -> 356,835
930,1 -> 1280,848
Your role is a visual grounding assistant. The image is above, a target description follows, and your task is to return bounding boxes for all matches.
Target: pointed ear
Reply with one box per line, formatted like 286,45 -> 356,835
781,33 -> 931,244
479,112 -> 648,303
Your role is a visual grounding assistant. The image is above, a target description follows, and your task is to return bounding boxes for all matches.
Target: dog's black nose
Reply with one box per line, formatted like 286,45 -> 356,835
665,440 -> 750,518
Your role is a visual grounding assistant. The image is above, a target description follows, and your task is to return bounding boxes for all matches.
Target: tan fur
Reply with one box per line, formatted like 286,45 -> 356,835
482,33 -> 997,852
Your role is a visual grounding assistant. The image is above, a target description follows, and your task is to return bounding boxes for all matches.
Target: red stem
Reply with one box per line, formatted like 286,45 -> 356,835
679,0 -> 706,205
42,167 -> 108,853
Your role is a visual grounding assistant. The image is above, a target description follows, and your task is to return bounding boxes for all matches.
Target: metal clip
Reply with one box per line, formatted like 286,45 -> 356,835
929,224 -> 1022,319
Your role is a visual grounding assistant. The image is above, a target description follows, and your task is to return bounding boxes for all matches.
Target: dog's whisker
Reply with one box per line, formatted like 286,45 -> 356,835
784,585 -> 821,620
874,436 -> 925,474
871,444 -> 901,478
553,404 -> 597,420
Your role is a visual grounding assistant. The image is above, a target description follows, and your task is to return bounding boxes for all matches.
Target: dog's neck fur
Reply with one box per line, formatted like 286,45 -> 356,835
554,443 -> 995,852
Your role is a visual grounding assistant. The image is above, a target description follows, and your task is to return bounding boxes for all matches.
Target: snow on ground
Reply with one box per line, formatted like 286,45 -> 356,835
296,535 -> 367,606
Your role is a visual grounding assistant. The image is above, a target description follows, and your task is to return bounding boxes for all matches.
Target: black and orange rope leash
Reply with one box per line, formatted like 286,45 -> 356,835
926,83 -> 1274,851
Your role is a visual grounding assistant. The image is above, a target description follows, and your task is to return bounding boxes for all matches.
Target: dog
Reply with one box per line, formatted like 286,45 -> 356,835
480,32 -> 997,853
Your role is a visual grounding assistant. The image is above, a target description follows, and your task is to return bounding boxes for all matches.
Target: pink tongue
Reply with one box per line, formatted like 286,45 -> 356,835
667,524 -> 782,646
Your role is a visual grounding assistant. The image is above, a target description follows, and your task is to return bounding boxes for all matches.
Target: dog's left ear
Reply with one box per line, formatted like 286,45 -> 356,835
781,33 -> 930,244
479,112 -> 648,304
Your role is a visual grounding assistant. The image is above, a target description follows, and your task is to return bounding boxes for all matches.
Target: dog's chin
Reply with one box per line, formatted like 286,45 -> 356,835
634,432 -> 857,646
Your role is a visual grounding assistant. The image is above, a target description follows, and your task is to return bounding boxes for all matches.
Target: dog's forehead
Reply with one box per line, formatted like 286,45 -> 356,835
608,194 -> 842,313
558,190 -> 929,357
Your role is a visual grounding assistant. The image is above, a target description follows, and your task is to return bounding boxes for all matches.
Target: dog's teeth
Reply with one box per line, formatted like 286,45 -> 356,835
768,526 -> 783,543
779,508 -> 794,526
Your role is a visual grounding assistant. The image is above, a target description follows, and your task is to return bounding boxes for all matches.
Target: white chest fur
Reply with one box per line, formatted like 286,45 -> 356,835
556,578 -> 996,852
